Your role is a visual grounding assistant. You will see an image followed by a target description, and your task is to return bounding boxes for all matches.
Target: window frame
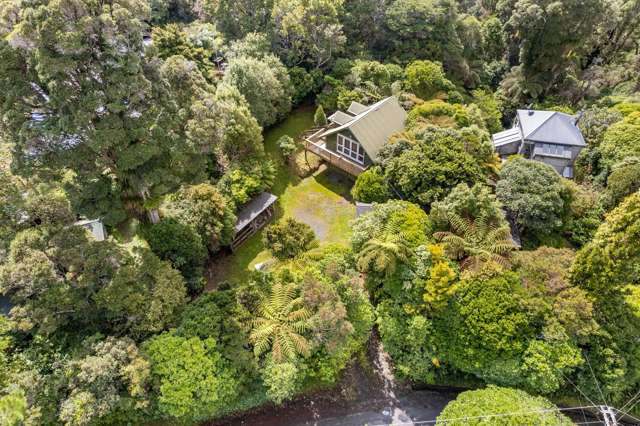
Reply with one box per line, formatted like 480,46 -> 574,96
336,133 -> 365,165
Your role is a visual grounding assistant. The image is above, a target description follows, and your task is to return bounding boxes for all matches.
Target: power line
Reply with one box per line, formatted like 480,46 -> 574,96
618,388 -> 640,414
585,352 -> 607,406
372,405 -> 600,426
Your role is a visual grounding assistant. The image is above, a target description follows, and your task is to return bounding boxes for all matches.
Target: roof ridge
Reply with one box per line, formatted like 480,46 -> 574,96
522,110 -> 557,139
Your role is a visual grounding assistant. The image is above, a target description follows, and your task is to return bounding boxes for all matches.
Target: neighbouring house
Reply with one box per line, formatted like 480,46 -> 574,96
231,192 -> 278,251
492,109 -> 586,178
304,96 -> 407,177
74,219 -> 107,241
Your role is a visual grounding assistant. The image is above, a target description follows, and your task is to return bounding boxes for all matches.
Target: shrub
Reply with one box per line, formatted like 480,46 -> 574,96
277,135 -> 298,158
142,219 -> 207,294
437,386 -> 573,425
603,157 -> 640,209
351,167 -> 390,203
314,105 -> 327,127
404,60 -> 454,100
263,218 -> 317,259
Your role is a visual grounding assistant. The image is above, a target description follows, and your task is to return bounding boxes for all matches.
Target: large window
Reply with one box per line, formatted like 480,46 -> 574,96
541,143 -> 565,156
336,134 -> 365,165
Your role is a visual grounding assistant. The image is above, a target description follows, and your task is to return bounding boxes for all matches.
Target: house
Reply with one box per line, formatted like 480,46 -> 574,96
491,109 -> 586,178
74,219 -> 107,241
304,96 -> 407,177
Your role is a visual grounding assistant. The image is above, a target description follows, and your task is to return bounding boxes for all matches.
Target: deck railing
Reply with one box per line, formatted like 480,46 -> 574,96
304,129 -> 367,176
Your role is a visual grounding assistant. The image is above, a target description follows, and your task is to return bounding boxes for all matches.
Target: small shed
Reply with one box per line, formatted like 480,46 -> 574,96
74,219 -> 107,241
231,192 -> 278,251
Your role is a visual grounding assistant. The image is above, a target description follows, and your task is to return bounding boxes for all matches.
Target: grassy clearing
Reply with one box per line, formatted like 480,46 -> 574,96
207,106 -> 356,288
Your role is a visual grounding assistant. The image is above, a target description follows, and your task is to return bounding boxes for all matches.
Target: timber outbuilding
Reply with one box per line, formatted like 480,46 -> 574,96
231,192 -> 278,251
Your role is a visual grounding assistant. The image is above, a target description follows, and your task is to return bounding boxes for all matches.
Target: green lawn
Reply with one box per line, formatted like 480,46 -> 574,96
207,106 -> 356,288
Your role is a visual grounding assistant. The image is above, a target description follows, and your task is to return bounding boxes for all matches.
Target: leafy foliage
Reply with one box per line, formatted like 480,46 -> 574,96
263,218 -> 317,260
351,167 -> 391,203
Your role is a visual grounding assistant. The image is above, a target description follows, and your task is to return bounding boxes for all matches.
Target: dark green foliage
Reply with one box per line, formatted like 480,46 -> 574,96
142,219 -> 207,294
496,158 -> 567,236
351,167 -> 391,203
379,127 -> 485,207
314,105 -> 328,127
263,218 -> 317,260
603,157 -> 640,210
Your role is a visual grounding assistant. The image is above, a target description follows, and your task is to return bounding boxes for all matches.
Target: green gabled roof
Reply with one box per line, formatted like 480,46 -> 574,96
320,97 -> 407,160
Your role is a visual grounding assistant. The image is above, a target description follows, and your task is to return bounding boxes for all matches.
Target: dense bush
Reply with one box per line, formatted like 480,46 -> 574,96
430,183 -> 505,230
404,60 -> 455,100
437,386 -> 573,425
277,135 -> 298,158
263,218 -> 317,260
496,158 -> 567,237
351,167 -> 391,203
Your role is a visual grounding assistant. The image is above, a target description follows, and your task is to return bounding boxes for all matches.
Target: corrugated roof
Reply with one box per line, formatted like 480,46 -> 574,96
328,110 -> 354,126
517,110 -> 585,147
320,97 -> 407,160
347,101 -> 370,115
235,192 -> 278,232
492,127 -> 522,146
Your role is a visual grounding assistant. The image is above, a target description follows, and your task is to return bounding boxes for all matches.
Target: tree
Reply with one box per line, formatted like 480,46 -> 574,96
152,23 -> 215,78
250,281 -> 312,362
0,390 -> 26,426
0,0 -> 200,225
58,337 -> 150,426
496,158 -> 567,236
142,219 -> 207,294
272,0 -> 346,67
263,218 -> 317,260
599,114 -> 640,168
351,167 -> 391,203
143,333 -> 239,422
203,0 -> 274,39
503,0 -> 604,100
470,89 -> 503,133
437,386 -> 573,425
223,55 -> 293,127
603,157 -> 640,209
314,105 -> 328,127
277,135 -> 298,159
356,233 -> 411,277
380,128 -> 485,208
430,183 -> 505,230
164,183 -> 236,251
434,211 -> 516,272
404,60 -> 455,100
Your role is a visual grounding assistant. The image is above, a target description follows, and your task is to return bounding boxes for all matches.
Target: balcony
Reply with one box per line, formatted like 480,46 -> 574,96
303,128 -> 367,177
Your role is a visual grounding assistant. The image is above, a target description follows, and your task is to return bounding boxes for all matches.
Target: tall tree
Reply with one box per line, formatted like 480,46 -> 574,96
0,0 -> 202,225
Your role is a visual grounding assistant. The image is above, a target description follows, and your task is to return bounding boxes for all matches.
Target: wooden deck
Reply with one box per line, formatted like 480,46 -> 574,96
304,128 -> 367,177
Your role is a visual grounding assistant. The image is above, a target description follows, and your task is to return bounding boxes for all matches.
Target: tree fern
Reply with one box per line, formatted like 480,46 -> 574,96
250,282 -> 311,363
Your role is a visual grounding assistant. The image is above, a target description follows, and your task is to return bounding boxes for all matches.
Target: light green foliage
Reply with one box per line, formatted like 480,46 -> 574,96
143,333 -> 239,422
0,390 -> 26,426
96,249 -> 188,338
206,0 -> 274,39
437,386 -> 573,425
262,359 -> 299,404
349,60 -> 404,95
314,105 -> 328,127
496,158 -> 567,235
600,114 -> 640,167
152,23 -> 215,78
603,157 -> 640,210
141,218 -> 207,294
444,271 -> 533,384
407,101 -> 481,130
218,160 -> 276,206
420,244 -> 459,312
470,89 -> 503,133
520,339 -> 583,394
481,16 -> 506,62
277,135 -> 298,158
58,337 -> 150,426
263,218 -> 317,260
612,102 -> 640,117
431,183 -> 505,230
351,200 -> 432,252
164,183 -> 236,250
223,55 -> 293,127
579,106 -> 623,147
351,167 -> 391,203
404,60 -> 455,100
561,180 -> 602,247
357,233 -> 411,277
226,32 -> 273,60
272,0 -> 346,67
380,128 -> 485,208
434,211 -> 516,272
